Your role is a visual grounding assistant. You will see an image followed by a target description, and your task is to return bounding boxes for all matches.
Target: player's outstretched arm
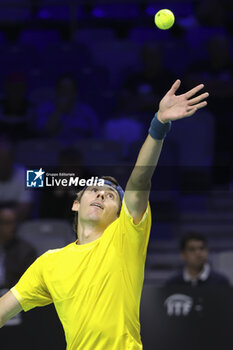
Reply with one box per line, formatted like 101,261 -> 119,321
125,80 -> 209,224
0,291 -> 22,328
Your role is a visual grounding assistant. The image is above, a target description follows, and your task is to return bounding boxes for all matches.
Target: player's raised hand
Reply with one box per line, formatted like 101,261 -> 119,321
157,80 -> 209,123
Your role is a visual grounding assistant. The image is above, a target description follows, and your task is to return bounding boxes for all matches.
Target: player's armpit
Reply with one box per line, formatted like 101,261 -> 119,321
0,291 -> 22,328
124,187 -> 149,225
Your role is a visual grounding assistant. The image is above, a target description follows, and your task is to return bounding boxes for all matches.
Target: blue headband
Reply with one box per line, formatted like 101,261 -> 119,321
83,180 -> 124,201
102,180 -> 124,201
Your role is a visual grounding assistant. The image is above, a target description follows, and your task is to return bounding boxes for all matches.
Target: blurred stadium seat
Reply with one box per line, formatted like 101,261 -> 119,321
0,31 -> 7,45
145,1 -> 194,18
91,3 -> 139,19
169,109 -> 215,167
0,0 -> 30,21
175,222 -> 233,240
212,251 -> 233,285
0,44 -> 42,78
89,40 -> 141,87
37,4 -> 70,20
146,252 -> 182,270
28,86 -> 55,104
77,64 -> 113,116
41,43 -> 91,78
35,0 -> 85,20
104,118 -> 144,159
74,139 -> 121,166
75,28 -> 116,44
15,139 -> 60,167
19,29 -> 61,51
162,39 -> 193,75
129,27 -> 170,45
185,26 -> 227,52
17,219 -> 75,256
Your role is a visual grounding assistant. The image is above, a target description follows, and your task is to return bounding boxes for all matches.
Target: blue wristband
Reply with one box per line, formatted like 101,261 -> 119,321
148,113 -> 172,140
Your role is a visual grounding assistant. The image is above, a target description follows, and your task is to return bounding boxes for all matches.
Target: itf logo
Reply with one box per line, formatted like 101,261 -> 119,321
164,294 -> 193,316
26,168 -> 45,188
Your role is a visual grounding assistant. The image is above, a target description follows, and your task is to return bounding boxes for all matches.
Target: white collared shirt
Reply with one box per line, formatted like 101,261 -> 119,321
183,263 -> 210,286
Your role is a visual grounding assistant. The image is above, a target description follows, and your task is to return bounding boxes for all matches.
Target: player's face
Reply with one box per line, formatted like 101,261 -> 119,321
74,185 -> 121,228
181,240 -> 208,270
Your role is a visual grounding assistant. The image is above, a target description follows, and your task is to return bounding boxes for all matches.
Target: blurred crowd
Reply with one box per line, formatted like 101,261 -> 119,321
0,0 -> 233,290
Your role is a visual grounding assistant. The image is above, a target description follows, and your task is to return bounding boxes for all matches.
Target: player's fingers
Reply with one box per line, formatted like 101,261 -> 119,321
184,107 -> 197,118
168,79 -> 181,95
185,84 -> 205,99
187,101 -> 207,113
185,107 -> 197,117
187,92 -> 209,106
194,101 -> 208,109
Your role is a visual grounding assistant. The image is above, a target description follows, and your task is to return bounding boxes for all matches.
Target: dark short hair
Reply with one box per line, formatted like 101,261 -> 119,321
73,176 -> 122,235
180,232 -> 207,252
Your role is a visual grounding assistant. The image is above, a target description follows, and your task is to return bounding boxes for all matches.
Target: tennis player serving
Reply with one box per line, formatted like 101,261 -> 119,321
0,80 -> 208,349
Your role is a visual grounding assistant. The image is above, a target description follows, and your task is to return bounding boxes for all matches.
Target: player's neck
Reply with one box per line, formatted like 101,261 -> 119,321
76,222 -> 104,245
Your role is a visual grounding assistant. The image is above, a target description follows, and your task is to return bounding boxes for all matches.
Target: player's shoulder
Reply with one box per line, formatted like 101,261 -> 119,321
40,242 -> 75,260
120,196 -> 151,224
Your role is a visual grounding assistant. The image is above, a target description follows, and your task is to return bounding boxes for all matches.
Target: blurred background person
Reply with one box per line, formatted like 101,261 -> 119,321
184,34 -> 233,115
0,1 -> 232,348
36,74 -> 99,144
0,206 -> 36,290
120,42 -> 176,115
0,138 -> 33,221
183,34 -> 233,186
103,95 -> 145,160
0,72 -> 36,141
103,42 -> 176,159
193,0 -> 227,27
166,232 -> 230,287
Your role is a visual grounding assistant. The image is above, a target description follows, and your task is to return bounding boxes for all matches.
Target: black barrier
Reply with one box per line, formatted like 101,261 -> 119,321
1,304 -> 66,350
1,286 -> 233,349
140,285 -> 233,350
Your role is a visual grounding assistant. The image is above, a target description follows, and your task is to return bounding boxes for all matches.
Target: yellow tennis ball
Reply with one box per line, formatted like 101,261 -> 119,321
154,9 -> 175,30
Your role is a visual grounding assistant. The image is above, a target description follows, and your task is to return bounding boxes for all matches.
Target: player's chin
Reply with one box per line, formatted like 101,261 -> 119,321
88,211 -> 104,220
89,206 -> 104,214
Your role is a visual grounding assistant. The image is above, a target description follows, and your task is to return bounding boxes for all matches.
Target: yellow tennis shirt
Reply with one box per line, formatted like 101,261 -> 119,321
11,198 -> 151,349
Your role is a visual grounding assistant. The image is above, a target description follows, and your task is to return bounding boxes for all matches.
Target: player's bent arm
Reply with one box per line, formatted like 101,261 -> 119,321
125,135 -> 164,224
0,291 -> 22,328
